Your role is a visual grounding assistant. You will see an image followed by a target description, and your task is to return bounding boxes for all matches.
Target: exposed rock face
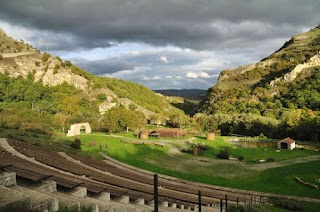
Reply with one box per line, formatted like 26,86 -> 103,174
270,53 -> 320,86
218,59 -> 276,82
0,28 -> 88,90
0,53 -> 88,90
99,101 -> 117,114
0,28 -> 6,37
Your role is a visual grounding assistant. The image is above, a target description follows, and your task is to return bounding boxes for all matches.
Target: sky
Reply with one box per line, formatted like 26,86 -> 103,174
0,0 -> 319,89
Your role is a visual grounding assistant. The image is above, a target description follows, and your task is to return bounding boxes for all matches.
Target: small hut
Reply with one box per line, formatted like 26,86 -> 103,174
277,137 -> 296,150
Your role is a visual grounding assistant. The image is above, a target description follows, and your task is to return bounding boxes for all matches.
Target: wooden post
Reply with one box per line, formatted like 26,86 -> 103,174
154,174 -> 158,212
225,195 -> 228,212
220,199 -> 223,212
198,190 -> 201,212
237,197 -> 239,206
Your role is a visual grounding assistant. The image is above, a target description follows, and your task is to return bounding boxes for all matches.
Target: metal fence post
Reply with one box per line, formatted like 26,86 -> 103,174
225,195 -> 228,212
198,190 -> 201,212
154,174 -> 158,212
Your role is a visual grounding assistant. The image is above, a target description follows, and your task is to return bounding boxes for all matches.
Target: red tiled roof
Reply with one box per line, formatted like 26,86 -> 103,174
281,137 -> 295,144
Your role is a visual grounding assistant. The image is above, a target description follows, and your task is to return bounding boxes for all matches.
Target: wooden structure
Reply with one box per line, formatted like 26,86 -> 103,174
206,133 -> 215,141
277,137 -> 296,150
139,128 -> 186,139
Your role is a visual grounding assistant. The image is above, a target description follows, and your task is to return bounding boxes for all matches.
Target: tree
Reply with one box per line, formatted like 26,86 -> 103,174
168,113 -> 189,129
53,112 -> 70,134
97,93 -> 107,102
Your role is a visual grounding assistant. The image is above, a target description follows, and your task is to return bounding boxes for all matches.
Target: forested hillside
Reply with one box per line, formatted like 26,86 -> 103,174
199,25 -> 320,142
0,29 -> 187,135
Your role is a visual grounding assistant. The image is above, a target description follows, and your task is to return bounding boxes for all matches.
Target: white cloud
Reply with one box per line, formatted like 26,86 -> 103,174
160,56 -> 169,63
186,72 -> 211,79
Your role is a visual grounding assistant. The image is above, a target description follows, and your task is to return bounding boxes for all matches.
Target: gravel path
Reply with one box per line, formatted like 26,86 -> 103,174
250,155 -> 320,171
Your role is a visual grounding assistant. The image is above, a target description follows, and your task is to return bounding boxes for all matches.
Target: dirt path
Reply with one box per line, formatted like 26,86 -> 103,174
250,155 -> 320,171
1,51 -> 36,58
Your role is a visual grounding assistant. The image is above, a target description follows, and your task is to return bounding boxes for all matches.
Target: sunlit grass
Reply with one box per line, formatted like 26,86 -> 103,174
60,132 -> 320,198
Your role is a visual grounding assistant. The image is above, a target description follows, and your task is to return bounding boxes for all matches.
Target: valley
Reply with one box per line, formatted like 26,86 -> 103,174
0,19 -> 320,212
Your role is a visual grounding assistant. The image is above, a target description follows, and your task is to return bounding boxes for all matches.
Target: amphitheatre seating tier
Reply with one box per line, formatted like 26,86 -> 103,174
68,153 -> 245,202
7,140 -> 211,207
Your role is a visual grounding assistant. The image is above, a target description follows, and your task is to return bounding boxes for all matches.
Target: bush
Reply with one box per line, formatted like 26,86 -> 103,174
266,157 -> 275,162
53,64 -> 60,74
55,56 -> 62,62
217,149 -> 230,159
65,60 -> 72,67
228,205 -> 264,212
42,53 -> 51,61
71,138 -> 81,149
98,93 -> 107,102
35,61 -> 40,66
0,54 -> 3,60
270,198 -> 303,211
238,155 -> 245,161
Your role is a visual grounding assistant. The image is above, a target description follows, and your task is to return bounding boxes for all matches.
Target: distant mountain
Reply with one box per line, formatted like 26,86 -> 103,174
198,25 -> 320,141
154,89 -> 207,101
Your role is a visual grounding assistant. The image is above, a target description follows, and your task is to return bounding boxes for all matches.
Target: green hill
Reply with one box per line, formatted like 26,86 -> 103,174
0,28 -> 185,135
199,25 -> 320,142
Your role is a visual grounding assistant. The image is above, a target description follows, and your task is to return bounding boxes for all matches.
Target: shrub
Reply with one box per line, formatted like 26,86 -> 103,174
228,205 -> 264,212
55,56 -> 62,62
71,138 -> 81,149
98,93 -> 107,102
266,157 -> 275,162
35,61 -> 40,66
181,148 -> 193,154
0,54 -> 3,60
42,53 -> 51,61
238,155 -> 245,161
54,64 -> 60,70
129,103 -> 137,111
270,198 -> 303,211
65,60 -> 72,67
217,149 -> 230,159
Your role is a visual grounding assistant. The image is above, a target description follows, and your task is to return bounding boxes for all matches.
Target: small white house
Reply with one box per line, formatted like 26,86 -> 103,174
277,137 -> 296,150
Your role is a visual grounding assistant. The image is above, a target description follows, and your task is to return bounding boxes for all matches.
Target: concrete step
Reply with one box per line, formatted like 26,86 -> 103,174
0,171 -> 16,187
0,185 -> 31,212
33,182 -> 80,212
35,180 -> 57,193
11,185 -> 59,212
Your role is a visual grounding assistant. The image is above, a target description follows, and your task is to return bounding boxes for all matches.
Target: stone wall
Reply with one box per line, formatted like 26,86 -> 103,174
66,123 -> 91,137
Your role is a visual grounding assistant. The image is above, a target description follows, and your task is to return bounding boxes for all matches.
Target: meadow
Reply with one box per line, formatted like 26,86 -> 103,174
63,132 -> 320,199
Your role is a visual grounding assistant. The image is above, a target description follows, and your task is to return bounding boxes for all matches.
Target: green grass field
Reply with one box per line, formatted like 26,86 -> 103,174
62,133 -> 320,199
1,128 -> 319,210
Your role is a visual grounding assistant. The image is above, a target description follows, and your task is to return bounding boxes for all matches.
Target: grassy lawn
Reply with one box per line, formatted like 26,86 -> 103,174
193,136 -> 318,163
62,133 -> 320,199
2,129 -> 319,199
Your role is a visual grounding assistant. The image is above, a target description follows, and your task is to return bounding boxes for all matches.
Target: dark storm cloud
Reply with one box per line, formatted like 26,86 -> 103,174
0,0 -> 319,50
75,58 -> 136,75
